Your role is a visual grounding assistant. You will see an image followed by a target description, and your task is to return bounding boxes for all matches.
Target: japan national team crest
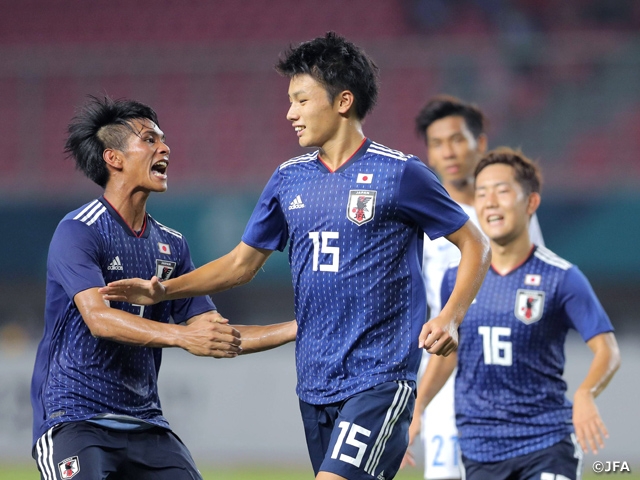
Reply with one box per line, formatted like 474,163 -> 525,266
58,456 -> 80,478
347,190 -> 377,226
156,259 -> 177,281
514,289 -> 545,324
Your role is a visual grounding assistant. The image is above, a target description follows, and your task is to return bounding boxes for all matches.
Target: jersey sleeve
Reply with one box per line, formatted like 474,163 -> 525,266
241,168 -> 289,252
559,266 -> 614,341
48,219 -> 106,300
170,236 -> 216,324
397,158 -> 469,240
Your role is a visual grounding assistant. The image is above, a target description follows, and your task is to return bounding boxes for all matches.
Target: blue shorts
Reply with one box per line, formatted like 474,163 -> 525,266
461,434 -> 583,480
300,380 -> 415,480
33,421 -> 202,480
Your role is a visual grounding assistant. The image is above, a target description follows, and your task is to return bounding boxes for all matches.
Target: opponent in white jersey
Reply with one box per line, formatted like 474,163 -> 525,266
404,96 -> 544,479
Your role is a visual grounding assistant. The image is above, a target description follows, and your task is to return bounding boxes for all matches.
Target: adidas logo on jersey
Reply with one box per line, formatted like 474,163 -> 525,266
377,471 -> 385,480
288,195 -> 305,210
107,256 -> 123,271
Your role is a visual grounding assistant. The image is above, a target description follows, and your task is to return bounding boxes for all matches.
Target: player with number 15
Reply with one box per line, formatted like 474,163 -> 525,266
101,32 -> 491,480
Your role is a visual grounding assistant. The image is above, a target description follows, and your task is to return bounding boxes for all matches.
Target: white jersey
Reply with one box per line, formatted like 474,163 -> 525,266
419,207 -> 544,479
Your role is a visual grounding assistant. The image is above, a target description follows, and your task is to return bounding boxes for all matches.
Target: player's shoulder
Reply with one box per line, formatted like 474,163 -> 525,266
56,198 -> 109,237
278,150 -> 319,172
365,140 -> 414,163
532,245 -> 573,271
147,215 -> 184,240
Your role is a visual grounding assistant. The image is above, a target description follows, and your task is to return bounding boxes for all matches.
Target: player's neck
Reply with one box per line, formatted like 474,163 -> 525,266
103,189 -> 149,232
490,231 -> 533,275
444,179 -> 474,206
318,123 -> 365,172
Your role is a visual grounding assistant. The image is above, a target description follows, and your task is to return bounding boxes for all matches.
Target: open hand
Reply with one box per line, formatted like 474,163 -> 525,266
99,276 -> 165,305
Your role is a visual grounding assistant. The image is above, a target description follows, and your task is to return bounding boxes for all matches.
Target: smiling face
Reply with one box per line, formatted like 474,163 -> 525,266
426,115 -> 485,187
286,74 -> 343,149
474,163 -> 537,246
114,118 -> 170,193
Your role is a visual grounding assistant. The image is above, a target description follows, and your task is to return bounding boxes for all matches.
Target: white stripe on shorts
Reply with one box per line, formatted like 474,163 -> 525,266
36,427 -> 55,480
364,380 -> 412,475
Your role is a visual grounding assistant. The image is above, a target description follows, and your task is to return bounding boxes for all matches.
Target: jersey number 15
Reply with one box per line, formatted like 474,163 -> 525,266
309,231 -> 340,272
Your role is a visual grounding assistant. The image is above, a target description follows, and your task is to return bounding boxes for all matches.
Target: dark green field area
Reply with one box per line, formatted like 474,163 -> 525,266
4,465 -> 638,479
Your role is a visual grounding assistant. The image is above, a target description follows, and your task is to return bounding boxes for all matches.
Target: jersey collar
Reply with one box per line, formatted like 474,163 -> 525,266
490,244 -> 537,277
99,196 -> 151,238
317,138 -> 371,174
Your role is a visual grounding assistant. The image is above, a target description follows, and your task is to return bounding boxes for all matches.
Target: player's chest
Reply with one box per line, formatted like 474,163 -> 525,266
462,273 -> 562,337
280,169 -> 398,231
101,233 -> 178,282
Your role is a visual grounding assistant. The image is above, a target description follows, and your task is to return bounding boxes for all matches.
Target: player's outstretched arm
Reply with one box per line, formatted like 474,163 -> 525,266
572,332 -> 620,454
420,220 -> 490,356
76,289 -> 242,358
234,320 -> 297,355
401,352 -> 458,469
100,241 -> 273,304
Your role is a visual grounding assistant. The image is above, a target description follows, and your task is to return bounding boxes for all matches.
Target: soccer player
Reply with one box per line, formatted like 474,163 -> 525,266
405,96 -> 545,479
409,147 -> 620,479
100,33 -> 491,480
31,96 -> 296,480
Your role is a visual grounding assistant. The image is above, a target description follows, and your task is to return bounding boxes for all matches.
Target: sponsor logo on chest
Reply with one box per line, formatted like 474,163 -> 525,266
514,288 -> 545,324
346,189 -> 377,226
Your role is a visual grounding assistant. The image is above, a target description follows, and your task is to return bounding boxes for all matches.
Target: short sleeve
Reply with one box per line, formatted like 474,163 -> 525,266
397,158 -> 469,240
48,220 -> 106,300
241,168 -> 289,252
171,237 -> 216,323
560,266 -> 614,342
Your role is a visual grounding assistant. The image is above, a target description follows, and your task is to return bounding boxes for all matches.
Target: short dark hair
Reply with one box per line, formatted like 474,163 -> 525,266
475,147 -> 542,195
64,96 -> 159,187
415,95 -> 485,141
275,31 -> 379,120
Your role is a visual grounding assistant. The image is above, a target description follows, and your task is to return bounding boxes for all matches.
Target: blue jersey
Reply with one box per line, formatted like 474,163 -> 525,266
242,139 -> 469,404
441,245 -> 614,462
31,197 -> 215,448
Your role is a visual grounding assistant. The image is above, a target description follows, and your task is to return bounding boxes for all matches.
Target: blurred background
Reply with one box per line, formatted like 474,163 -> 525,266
1,0 -> 638,475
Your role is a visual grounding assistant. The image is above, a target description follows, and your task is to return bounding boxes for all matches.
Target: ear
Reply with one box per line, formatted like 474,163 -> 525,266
336,90 -> 355,116
103,148 -> 123,171
526,192 -> 541,217
476,133 -> 488,155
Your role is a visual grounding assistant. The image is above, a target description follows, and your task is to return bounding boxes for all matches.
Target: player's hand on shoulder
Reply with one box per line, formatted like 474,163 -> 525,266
182,314 -> 242,358
99,276 -> 165,305
573,389 -> 608,454
419,315 -> 458,356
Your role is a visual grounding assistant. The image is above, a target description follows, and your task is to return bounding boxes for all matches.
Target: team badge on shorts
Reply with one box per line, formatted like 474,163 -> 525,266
514,289 -> 545,324
347,190 -> 376,226
156,259 -> 177,281
58,456 -> 80,479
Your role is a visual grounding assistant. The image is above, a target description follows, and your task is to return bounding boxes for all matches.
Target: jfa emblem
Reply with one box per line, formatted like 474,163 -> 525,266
156,259 -> 176,281
347,190 -> 376,226
514,289 -> 545,324
58,456 -> 80,479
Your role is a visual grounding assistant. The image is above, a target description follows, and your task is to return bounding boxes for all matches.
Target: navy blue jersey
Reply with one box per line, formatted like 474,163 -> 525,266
242,139 -> 469,404
31,197 -> 215,448
441,246 -> 614,462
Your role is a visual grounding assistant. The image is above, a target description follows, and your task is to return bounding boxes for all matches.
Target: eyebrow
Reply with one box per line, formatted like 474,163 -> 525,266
288,89 -> 307,99
475,181 -> 510,190
138,127 -> 166,142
